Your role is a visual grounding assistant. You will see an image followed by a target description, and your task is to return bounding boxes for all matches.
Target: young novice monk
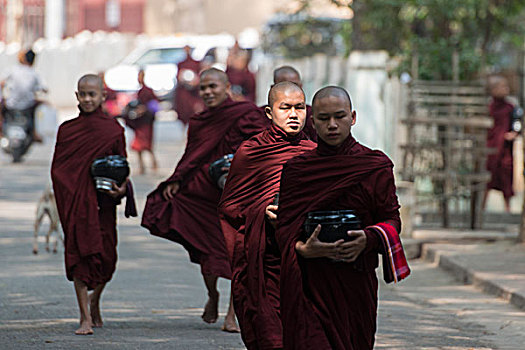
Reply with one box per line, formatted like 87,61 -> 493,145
276,86 -> 410,349
219,82 -> 316,349
272,66 -> 317,141
51,74 -> 136,335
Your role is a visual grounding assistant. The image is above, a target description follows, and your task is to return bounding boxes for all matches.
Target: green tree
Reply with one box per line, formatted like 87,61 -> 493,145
302,0 -> 525,80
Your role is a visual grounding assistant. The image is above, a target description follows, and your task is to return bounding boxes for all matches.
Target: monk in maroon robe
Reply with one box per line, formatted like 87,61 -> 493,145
273,66 -> 317,142
175,45 -> 204,124
276,86 -> 410,350
483,76 -> 518,212
141,68 -> 267,332
219,82 -> 316,349
124,69 -> 159,174
226,49 -> 256,103
51,74 -> 136,335
98,71 -> 119,117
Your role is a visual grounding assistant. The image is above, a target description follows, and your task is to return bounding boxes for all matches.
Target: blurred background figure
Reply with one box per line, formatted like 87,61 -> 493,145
98,71 -> 120,118
226,42 -> 256,103
0,48 -> 46,142
483,75 -> 521,213
122,69 -> 159,175
174,45 -> 204,124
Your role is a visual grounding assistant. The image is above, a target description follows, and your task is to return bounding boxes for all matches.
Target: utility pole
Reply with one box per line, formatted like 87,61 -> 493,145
5,0 -> 21,43
45,0 -> 65,43
519,42 -> 525,243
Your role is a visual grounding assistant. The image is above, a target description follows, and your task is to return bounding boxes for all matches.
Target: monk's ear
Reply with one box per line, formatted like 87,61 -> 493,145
265,106 -> 273,120
350,110 -> 357,126
75,91 -> 80,101
101,89 -> 107,101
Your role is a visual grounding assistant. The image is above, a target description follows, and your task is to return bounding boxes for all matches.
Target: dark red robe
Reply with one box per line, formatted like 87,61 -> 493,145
276,134 -> 410,350
126,85 -> 158,152
219,124 -> 316,349
175,57 -> 204,124
51,107 -> 136,290
141,98 -> 268,278
226,66 -> 256,103
486,97 -> 516,199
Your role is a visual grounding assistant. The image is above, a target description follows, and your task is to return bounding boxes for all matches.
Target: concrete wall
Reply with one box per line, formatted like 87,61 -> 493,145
145,0 -> 279,36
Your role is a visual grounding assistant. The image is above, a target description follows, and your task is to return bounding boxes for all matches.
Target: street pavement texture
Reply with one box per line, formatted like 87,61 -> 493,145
1,120 -> 525,349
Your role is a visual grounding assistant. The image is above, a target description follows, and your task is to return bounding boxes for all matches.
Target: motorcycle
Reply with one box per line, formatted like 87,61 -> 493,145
0,107 -> 34,163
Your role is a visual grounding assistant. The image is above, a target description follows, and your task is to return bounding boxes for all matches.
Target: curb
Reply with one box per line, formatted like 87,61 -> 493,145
421,244 -> 525,311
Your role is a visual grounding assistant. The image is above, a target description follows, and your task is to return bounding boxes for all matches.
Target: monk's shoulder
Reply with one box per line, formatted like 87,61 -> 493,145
353,142 -> 393,165
55,116 -> 81,139
234,139 -> 258,163
97,115 -> 125,133
232,100 -> 260,114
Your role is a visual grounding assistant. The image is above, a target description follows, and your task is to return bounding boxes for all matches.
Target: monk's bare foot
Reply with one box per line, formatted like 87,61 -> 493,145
75,320 -> 93,335
89,296 -> 103,327
201,293 -> 219,324
221,316 -> 240,333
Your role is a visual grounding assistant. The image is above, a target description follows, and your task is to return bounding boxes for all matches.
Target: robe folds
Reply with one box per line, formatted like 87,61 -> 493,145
276,134 -> 410,350
486,97 -> 516,199
175,57 -> 204,124
51,107 -> 136,290
127,85 -> 158,152
141,98 -> 268,279
219,124 -> 316,350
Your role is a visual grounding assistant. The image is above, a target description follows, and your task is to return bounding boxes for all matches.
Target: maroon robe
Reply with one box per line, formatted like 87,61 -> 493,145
175,57 -> 204,124
219,124 -> 316,349
226,66 -> 256,103
126,85 -> 158,152
141,98 -> 267,278
51,107 -> 136,290
276,134 -> 409,350
486,97 -> 515,199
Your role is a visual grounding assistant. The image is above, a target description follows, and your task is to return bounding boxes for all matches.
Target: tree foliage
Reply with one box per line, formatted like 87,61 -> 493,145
305,0 -> 525,80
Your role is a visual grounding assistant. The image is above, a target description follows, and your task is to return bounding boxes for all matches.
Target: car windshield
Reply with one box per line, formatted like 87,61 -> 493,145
134,48 -> 186,65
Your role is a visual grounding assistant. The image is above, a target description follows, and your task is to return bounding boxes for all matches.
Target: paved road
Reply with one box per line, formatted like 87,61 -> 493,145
1,120 -> 524,349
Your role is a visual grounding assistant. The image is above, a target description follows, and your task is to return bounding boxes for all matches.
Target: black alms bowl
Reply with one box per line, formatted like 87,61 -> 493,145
91,155 -> 130,191
303,210 -> 361,243
208,154 -> 234,189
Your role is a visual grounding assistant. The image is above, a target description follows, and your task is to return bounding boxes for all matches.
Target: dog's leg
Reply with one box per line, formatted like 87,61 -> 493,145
51,223 -> 59,254
33,212 -> 44,255
45,215 -> 51,253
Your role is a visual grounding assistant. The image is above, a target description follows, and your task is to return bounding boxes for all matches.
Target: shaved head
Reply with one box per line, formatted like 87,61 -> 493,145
78,74 -> 104,91
268,81 -> 304,107
312,86 -> 352,112
273,66 -> 301,84
200,68 -> 229,84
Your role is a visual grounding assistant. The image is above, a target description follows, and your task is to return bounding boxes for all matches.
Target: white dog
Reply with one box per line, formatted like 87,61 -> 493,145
32,185 -> 62,254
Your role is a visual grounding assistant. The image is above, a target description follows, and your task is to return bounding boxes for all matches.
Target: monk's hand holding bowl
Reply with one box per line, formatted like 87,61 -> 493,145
335,230 -> 367,263
265,204 -> 278,228
504,131 -> 518,141
295,224 -> 343,259
162,181 -> 180,201
105,178 -> 128,199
